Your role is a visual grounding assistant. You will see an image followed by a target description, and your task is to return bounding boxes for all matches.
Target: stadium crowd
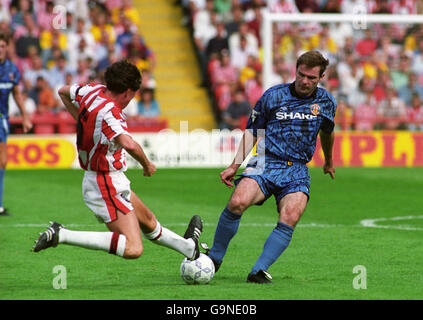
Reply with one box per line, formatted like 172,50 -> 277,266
184,0 -> 423,131
4,0 -> 160,133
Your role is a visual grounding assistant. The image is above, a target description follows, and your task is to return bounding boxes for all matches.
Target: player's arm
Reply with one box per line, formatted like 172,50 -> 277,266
114,133 -> 156,177
319,129 -> 335,179
58,85 -> 79,120
220,129 -> 257,188
11,86 -> 32,133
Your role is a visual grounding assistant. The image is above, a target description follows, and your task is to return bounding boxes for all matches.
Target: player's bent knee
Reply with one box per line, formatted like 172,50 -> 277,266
228,195 -> 248,214
281,210 -> 303,227
123,244 -> 143,259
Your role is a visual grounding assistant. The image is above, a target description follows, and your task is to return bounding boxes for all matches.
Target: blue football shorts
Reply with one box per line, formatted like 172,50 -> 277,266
235,160 -> 310,207
0,117 -> 9,143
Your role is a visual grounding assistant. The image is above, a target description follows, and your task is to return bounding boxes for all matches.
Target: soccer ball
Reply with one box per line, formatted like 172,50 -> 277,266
180,253 -> 215,285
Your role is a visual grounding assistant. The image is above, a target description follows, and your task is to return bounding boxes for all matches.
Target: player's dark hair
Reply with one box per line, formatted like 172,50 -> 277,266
0,33 -> 9,44
104,60 -> 142,94
296,50 -> 329,77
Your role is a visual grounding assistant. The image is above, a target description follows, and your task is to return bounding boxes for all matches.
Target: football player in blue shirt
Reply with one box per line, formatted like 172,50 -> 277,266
207,50 -> 337,283
0,34 -> 32,216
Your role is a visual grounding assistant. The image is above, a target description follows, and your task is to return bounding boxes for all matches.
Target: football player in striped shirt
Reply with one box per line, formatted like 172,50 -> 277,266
33,60 -> 203,262
0,33 -> 32,216
207,51 -> 337,283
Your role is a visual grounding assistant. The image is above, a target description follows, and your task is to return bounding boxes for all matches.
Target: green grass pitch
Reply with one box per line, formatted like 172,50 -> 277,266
1,167 -> 423,300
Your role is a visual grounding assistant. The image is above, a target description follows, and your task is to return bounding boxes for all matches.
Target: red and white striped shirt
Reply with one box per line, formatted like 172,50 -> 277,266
70,83 -> 130,172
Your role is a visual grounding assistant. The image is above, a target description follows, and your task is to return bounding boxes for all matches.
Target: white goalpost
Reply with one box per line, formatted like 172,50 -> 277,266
261,12 -> 423,90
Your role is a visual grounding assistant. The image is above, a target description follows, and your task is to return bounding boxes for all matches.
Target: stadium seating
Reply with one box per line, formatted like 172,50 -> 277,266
184,0 -> 423,131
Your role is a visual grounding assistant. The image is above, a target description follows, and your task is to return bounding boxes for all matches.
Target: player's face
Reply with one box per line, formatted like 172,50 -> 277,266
294,64 -> 323,97
0,40 -> 7,62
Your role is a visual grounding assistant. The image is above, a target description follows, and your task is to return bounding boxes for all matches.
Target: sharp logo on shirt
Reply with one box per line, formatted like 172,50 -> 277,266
275,111 -> 317,120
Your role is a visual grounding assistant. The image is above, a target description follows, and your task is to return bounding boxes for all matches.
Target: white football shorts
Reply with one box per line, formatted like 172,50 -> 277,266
82,171 -> 134,223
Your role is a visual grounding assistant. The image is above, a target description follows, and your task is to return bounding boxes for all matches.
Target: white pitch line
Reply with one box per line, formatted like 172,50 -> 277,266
2,217 -> 423,231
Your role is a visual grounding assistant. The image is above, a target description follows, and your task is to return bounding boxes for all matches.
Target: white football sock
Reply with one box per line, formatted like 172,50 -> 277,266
143,221 -> 195,259
58,229 -> 126,257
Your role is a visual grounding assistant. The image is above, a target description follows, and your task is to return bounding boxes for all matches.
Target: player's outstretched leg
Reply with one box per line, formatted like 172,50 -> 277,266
131,192 -> 203,260
143,215 -> 203,260
32,221 -> 128,258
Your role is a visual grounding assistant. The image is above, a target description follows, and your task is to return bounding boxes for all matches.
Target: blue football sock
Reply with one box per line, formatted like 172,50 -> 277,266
250,222 -> 294,275
0,169 -> 4,208
208,207 -> 242,264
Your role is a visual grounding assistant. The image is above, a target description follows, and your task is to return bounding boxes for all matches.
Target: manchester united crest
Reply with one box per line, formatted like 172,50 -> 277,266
310,104 -> 320,116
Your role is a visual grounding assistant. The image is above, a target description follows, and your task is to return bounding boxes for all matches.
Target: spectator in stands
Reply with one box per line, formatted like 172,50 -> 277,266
337,53 -> 363,98
10,0 -> 33,29
214,0 -> 232,22
377,86 -> 407,130
68,36 -> 96,73
90,9 -> 116,44
74,57 -> 95,84
0,1 -> 10,24
322,0 -> 341,13
244,71 -> 263,107
31,76 -> 58,114
210,49 -> 238,89
136,88 -> 161,118
411,36 -> 423,76
268,0 -> 299,33
398,72 -> 423,106
37,0 -> 56,31
220,88 -> 251,130
228,21 -> 258,59
230,35 -> 259,71
295,0 -> 320,12
14,12 -> 40,59
48,53 -> 75,93
125,33 -> 155,72
391,53 -> 412,90
225,4 -> 243,37
40,28 -> 68,68
193,0 -> 217,53
23,54 -> 49,88
348,76 -> 374,110
246,3 -> 264,46
407,93 -> 423,131
115,14 -> 138,55
340,0 -> 368,14
239,53 -> 261,85
268,56 -> 292,87
355,29 -> 378,58
67,17 -> 96,70
353,91 -> 378,131
334,97 -> 353,131
206,21 -> 229,58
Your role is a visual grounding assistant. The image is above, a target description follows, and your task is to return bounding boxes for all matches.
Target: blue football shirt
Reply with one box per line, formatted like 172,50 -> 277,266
0,59 -> 21,119
246,82 -> 337,164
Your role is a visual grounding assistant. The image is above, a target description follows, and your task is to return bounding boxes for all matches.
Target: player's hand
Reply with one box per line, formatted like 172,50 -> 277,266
220,166 -> 237,188
22,116 -> 33,133
143,162 -> 156,177
323,160 -> 335,179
